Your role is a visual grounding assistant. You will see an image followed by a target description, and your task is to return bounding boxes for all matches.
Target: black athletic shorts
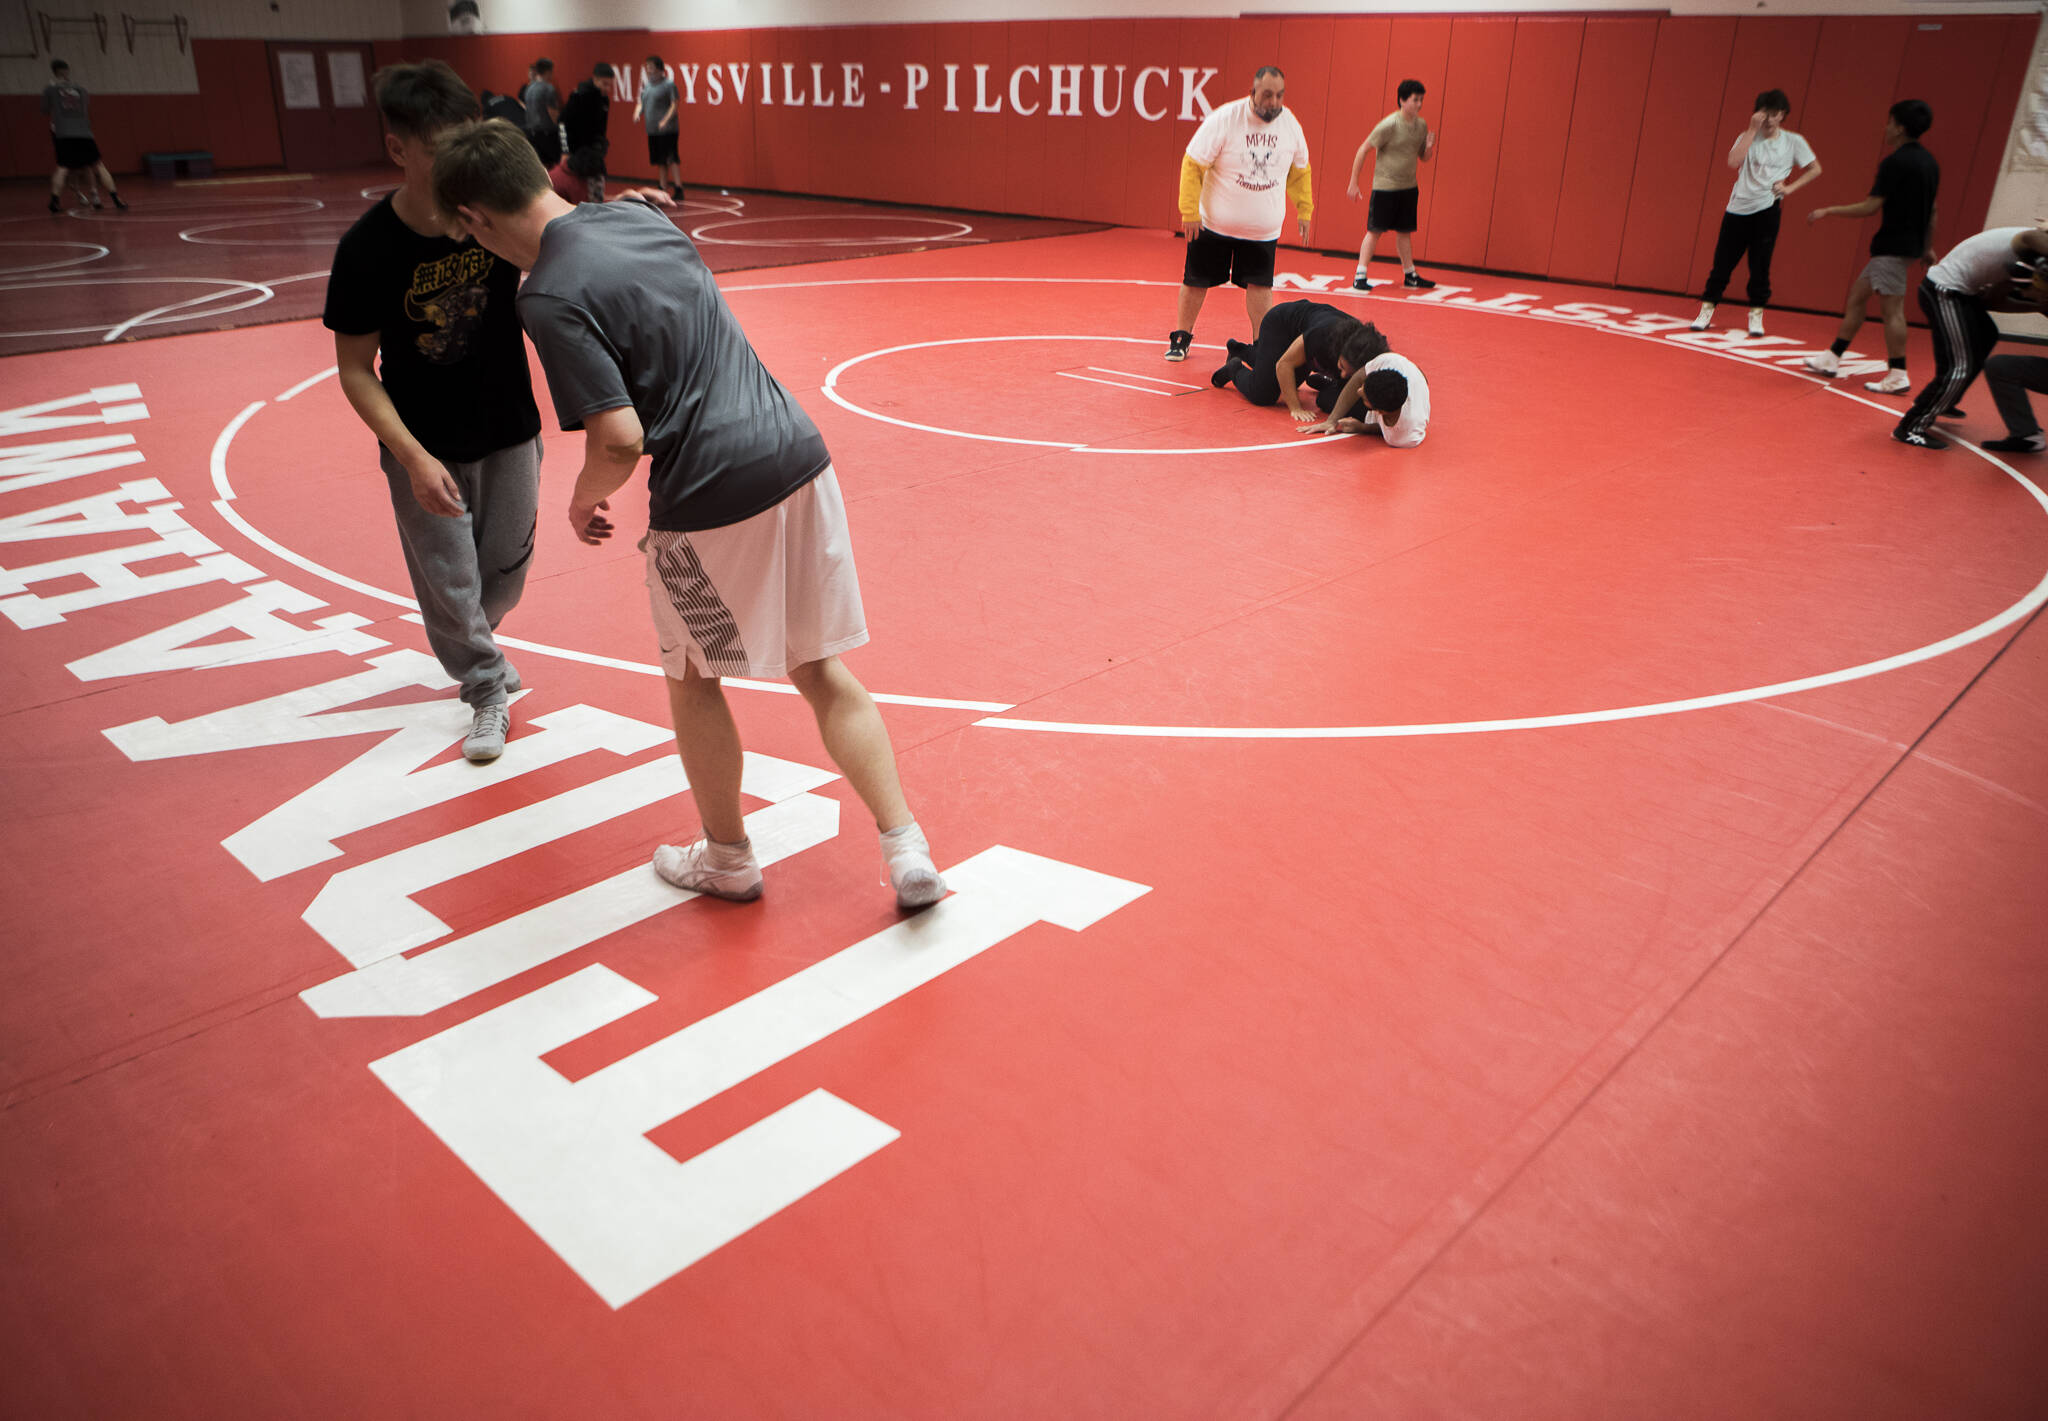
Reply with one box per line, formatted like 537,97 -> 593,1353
53,136 -> 101,169
647,131 -> 678,165
1181,227 -> 1278,290
1368,186 -> 1419,234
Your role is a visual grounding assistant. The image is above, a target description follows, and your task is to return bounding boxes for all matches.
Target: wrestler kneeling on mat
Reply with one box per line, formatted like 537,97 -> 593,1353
1212,298 -> 1383,422
1300,349 -> 1432,449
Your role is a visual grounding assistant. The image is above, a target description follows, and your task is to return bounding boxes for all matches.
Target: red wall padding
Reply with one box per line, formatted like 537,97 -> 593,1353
1485,18 -> 1585,277
1616,18 -> 1740,295
1427,17 -> 1517,269
11,12 -> 2028,314
1547,18 -> 1657,289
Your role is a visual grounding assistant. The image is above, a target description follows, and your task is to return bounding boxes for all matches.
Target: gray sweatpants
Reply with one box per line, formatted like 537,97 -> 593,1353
380,435 -> 541,707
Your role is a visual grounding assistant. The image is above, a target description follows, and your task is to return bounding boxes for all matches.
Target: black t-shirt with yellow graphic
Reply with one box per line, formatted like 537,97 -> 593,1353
323,194 -> 540,463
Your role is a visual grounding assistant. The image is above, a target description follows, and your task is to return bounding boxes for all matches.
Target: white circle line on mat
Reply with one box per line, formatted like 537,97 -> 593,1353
220,272 -> 2048,739
0,240 -> 109,275
689,213 -> 974,246
0,275 -> 274,340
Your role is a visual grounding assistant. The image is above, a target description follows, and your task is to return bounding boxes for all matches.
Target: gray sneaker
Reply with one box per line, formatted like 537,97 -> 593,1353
462,703 -> 510,762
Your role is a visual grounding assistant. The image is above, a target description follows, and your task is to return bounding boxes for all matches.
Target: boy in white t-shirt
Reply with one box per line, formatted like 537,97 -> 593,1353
1301,351 -> 1431,449
1690,90 -> 1821,337
1164,65 -> 1313,362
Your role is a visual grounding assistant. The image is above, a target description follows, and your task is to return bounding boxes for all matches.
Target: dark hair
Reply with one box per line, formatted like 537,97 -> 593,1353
374,60 -> 479,139
1397,79 -> 1425,102
50,59 -> 68,74
645,55 -> 666,71
533,57 -> 554,75
1341,323 -> 1391,371
1754,89 -> 1790,116
1890,99 -> 1932,139
1253,65 -> 1284,83
433,117 -> 553,216
592,62 -> 615,80
1363,369 -> 1409,415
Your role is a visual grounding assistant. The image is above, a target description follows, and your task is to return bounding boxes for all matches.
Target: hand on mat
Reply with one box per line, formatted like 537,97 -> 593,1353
1289,406 -> 1320,423
569,497 -> 613,546
1297,419 -> 1340,437
409,458 -> 464,518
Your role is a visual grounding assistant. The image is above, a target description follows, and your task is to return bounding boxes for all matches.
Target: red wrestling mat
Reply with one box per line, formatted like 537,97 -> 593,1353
3,228 -> 2044,1419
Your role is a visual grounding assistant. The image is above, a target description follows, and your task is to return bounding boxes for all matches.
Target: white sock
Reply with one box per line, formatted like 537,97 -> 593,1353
703,835 -> 754,868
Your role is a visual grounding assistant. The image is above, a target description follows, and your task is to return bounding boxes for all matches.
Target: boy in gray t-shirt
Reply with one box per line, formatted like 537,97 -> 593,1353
40,59 -> 125,213
633,55 -> 682,199
431,119 -> 947,912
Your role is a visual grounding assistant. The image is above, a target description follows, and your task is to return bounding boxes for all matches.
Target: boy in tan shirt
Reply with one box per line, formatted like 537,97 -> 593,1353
1348,79 -> 1435,290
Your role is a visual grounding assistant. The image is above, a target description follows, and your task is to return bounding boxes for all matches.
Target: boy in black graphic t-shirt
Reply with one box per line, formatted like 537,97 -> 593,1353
323,61 -> 543,763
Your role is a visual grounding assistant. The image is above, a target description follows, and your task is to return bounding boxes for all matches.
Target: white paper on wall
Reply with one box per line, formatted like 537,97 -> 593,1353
279,51 -> 322,110
328,51 -> 367,108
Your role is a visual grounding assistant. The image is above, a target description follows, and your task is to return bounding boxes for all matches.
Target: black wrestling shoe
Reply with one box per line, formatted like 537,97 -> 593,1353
1211,360 -> 1238,389
47,194 -> 60,213
111,191 -> 127,210
1982,434 -> 2047,453
1225,338 -> 1250,360
1352,273 -> 1373,290
1403,271 -> 1435,289
1892,427 -> 1950,450
1938,406 -> 1966,420
1164,329 -> 1193,362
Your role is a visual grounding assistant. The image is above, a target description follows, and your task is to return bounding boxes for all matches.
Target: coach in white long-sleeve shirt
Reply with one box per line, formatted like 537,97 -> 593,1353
1163,65 -> 1313,363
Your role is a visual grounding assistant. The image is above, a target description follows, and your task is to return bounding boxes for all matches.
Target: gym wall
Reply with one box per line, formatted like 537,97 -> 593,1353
385,12 -> 2033,315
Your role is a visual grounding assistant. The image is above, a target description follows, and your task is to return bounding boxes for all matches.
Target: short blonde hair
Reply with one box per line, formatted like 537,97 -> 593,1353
432,118 -> 551,217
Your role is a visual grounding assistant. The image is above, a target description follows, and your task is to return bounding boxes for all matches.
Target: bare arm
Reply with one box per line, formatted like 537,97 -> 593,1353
566,404 -> 645,545
1347,137 -> 1376,198
1274,337 -> 1316,420
631,98 -> 644,122
1809,194 -> 1882,224
1727,114 -> 1764,170
1773,159 -> 1821,198
659,100 -> 677,129
332,330 -> 463,516
1300,368 -> 1370,436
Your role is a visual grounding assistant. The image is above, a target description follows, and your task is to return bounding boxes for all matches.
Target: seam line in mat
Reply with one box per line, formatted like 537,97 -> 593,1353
1274,599 -> 2045,1418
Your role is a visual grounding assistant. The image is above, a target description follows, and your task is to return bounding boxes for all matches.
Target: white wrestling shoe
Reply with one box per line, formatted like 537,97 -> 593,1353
653,838 -> 764,901
880,822 -> 948,911
1804,349 -> 1840,377
1747,308 -> 1766,337
1864,369 -> 1911,394
1690,302 -> 1715,331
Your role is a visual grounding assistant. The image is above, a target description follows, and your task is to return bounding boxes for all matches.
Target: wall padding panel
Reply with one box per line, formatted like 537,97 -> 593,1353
1484,18 -> 1584,276
25,14 -> 2027,315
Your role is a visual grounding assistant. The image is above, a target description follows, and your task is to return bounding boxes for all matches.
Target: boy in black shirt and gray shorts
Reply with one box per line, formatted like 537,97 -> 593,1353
323,62 -> 543,763
1804,100 -> 1938,394
430,119 -> 948,911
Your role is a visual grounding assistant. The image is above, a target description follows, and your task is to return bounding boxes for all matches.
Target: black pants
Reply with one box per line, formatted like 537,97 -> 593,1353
1701,204 -> 1781,307
1226,310 -> 1338,409
1985,353 -> 2048,439
524,122 -> 561,170
1900,281 -> 1999,439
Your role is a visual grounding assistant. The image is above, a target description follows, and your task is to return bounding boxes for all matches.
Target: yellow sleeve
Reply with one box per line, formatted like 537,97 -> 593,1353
1178,154 -> 1208,222
1287,163 -> 1314,222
